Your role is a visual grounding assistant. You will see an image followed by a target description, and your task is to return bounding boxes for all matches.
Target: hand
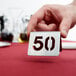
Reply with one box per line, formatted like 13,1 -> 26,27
27,4 -> 76,38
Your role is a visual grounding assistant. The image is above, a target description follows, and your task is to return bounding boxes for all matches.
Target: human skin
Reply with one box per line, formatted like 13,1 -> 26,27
27,0 -> 76,38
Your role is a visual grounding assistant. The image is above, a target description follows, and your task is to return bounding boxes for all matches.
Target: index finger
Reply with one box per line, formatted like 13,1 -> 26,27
27,6 -> 46,36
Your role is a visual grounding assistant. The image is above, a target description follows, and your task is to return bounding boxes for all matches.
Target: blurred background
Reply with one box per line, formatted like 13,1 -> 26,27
0,0 -> 75,42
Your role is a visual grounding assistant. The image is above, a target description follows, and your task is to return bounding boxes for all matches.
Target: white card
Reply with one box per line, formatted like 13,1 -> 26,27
28,32 -> 60,56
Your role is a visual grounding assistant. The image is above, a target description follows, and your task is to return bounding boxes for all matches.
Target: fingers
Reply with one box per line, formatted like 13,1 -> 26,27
59,17 -> 72,38
48,24 -> 57,31
35,23 -> 57,31
27,7 -> 46,36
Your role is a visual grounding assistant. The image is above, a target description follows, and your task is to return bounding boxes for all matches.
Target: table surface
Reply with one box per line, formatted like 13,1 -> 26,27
0,41 -> 76,76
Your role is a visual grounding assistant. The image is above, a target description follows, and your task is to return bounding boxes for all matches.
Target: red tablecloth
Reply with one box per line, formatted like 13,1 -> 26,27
0,42 -> 76,76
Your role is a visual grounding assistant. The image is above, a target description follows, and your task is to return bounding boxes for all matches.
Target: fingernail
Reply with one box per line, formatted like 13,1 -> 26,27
62,30 -> 68,38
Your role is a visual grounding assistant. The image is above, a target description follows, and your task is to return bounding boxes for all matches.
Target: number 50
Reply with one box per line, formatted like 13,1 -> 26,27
33,36 -> 55,51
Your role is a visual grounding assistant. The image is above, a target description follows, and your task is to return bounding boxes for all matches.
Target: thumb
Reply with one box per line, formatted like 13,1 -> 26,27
59,17 -> 72,38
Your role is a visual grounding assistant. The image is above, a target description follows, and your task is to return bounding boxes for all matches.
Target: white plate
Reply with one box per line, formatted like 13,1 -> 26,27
62,42 -> 76,49
0,42 -> 11,47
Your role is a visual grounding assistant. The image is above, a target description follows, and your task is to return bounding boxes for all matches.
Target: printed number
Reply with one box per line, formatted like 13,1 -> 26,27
33,36 -> 55,51
33,36 -> 43,51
